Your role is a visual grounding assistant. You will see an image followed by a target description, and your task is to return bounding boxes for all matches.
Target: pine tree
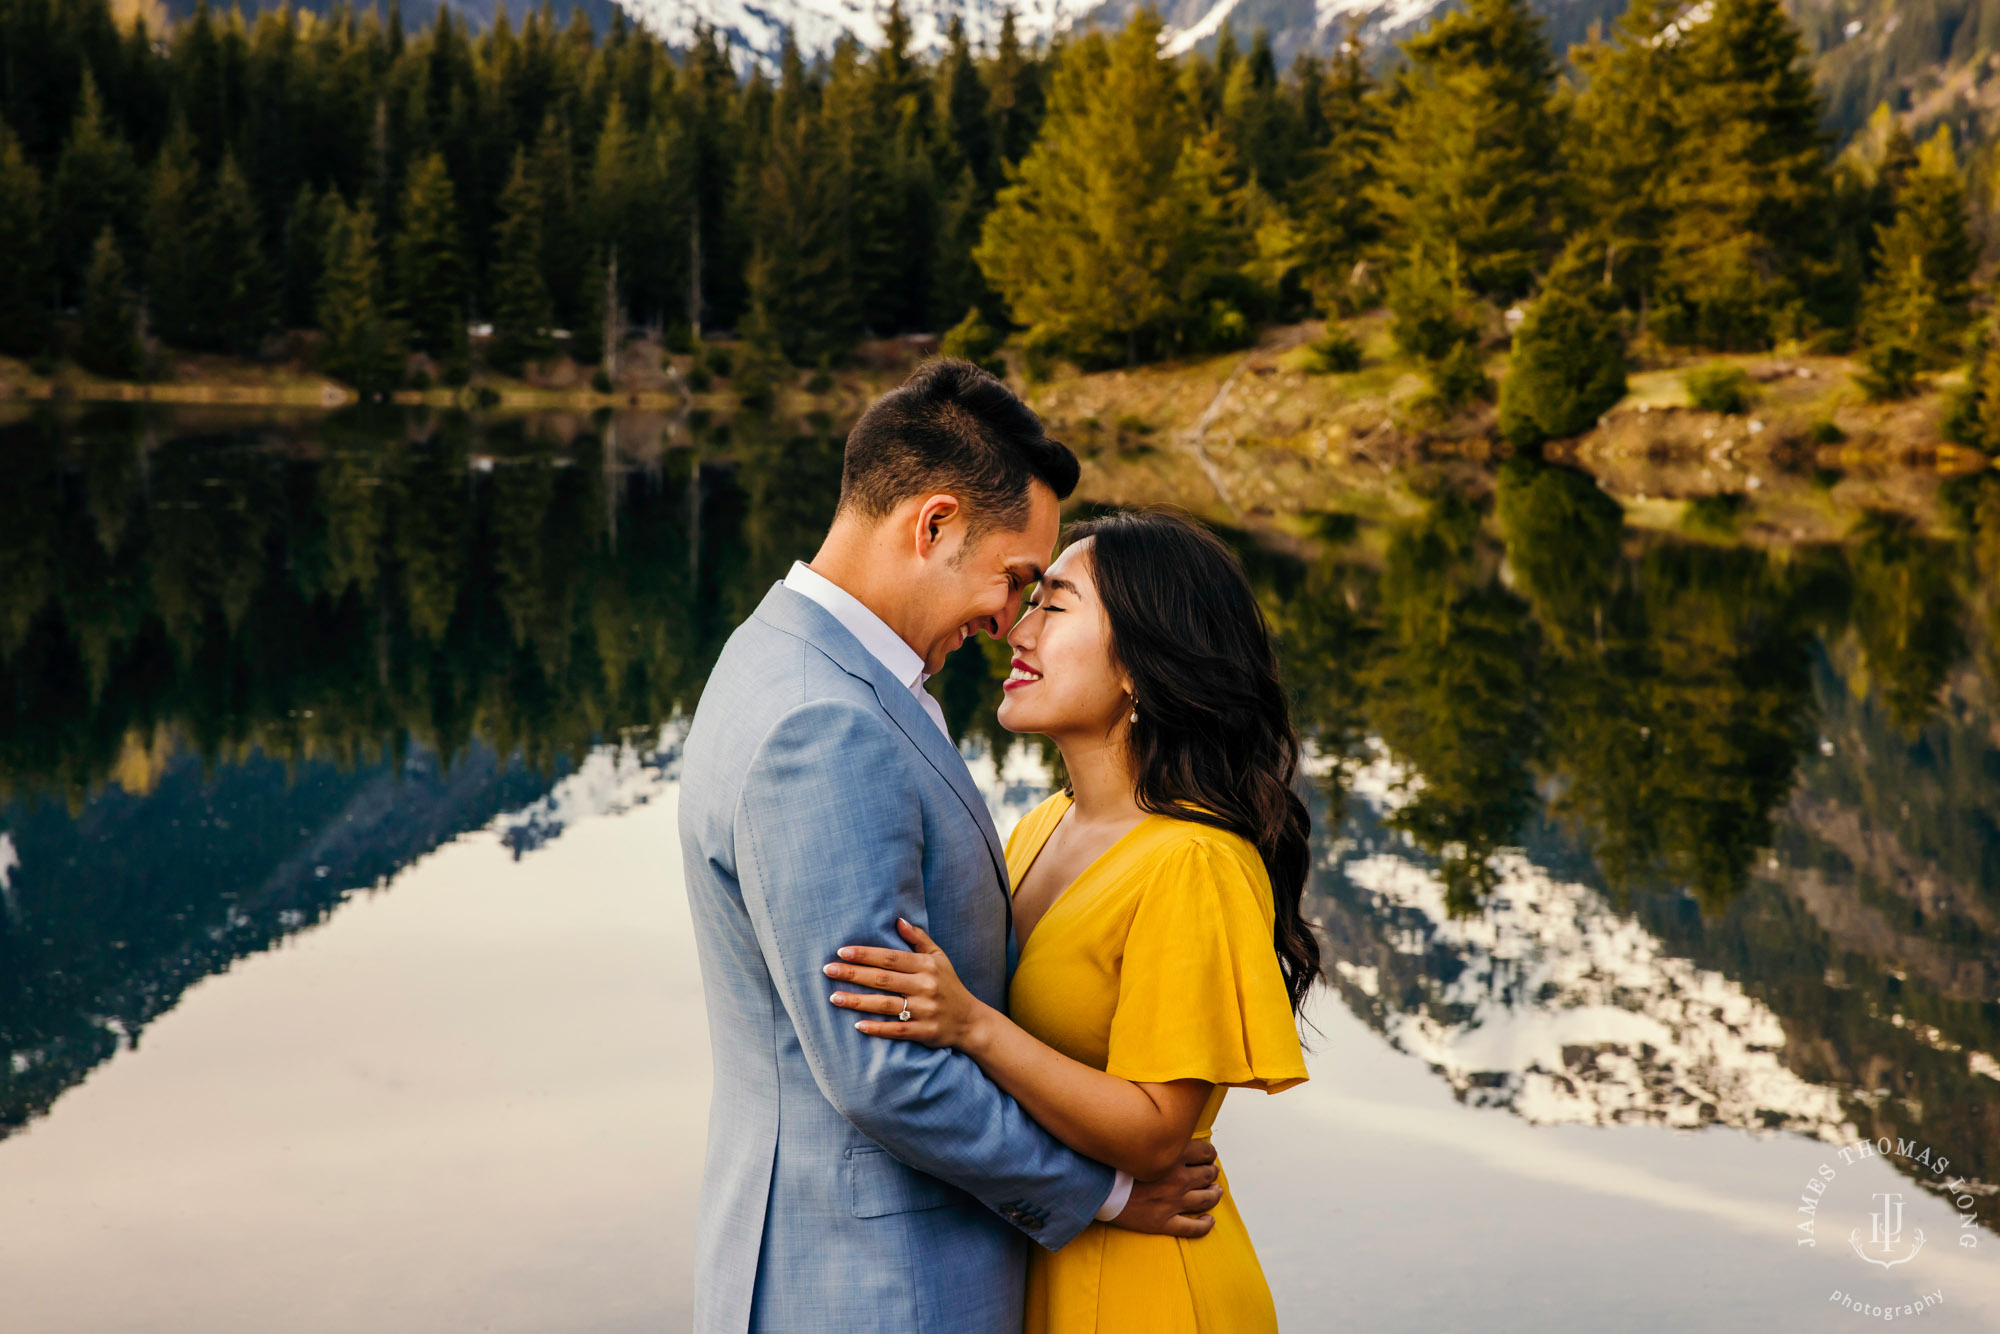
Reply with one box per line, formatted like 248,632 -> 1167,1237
0,124 -> 52,358
1296,27 -> 1383,315
1655,0 -> 1832,349
51,74 -> 139,305
202,153 -> 273,355
1567,0 -> 1682,322
985,9 -> 1045,169
394,151 -> 468,359
488,150 -> 554,375
1946,307 -> 2000,455
976,12 -> 1250,367
1372,0 -> 1563,303
79,226 -> 141,380
1857,130 -> 1977,400
143,121 -> 203,347
317,197 -> 403,395
745,109 -> 861,364
282,184 -> 336,331
1499,240 -> 1629,447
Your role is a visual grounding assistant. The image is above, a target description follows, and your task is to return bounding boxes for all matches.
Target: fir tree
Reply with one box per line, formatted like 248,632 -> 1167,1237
202,153 -> 273,355
488,150 -> 555,375
1296,26 -> 1383,315
1655,0 -> 1832,349
985,9 -> 1045,168
1567,0 -> 1682,323
79,226 -> 141,380
976,12 -> 1250,367
143,122 -> 203,348
745,110 -> 861,365
51,74 -> 139,305
1499,241 -> 1629,447
1372,0 -> 1563,303
0,124 -> 52,358
1856,131 -> 1977,399
394,151 -> 468,359
1946,307 -> 2000,455
317,197 -> 403,395
283,184 -> 336,332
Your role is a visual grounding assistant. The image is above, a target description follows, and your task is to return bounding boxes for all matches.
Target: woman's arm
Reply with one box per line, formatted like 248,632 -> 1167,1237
824,919 -> 1212,1180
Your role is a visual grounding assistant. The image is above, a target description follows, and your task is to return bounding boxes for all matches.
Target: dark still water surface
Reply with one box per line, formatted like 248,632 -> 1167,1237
2,406 -> 1998,1331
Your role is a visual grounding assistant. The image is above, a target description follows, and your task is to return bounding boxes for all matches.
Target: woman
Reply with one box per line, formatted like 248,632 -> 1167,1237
821,508 -> 1319,1333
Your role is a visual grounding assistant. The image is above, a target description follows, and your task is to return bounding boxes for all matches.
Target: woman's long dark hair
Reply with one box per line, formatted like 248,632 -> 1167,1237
1062,508 -> 1321,1013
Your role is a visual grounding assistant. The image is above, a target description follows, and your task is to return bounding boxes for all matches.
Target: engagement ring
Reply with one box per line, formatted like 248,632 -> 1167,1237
897,1003 -> 912,1022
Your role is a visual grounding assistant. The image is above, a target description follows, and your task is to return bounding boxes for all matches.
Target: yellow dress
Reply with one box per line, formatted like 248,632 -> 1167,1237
1005,793 -> 1308,1334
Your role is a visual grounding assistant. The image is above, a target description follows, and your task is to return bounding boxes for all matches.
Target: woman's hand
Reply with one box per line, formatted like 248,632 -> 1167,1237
825,918 -> 995,1052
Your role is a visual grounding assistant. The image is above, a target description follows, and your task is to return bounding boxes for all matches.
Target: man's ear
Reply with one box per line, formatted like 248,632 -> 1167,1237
914,494 -> 962,558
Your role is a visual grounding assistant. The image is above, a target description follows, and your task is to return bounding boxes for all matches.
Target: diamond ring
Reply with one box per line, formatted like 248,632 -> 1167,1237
897,1003 -> 912,1022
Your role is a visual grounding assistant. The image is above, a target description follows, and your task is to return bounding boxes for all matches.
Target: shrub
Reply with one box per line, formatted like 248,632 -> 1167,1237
1684,365 -> 1753,414
804,368 -> 835,394
734,356 -> 775,411
1427,340 -> 1493,410
940,307 -> 1007,376
1497,243 -> 1628,448
1683,492 -> 1748,538
684,363 -> 713,393
1809,418 -> 1845,445
1303,330 -> 1364,374
591,368 -> 612,394
702,345 -> 734,378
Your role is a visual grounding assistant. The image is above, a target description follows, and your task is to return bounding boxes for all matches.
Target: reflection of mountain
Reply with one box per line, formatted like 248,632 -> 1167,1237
1319,746 -> 1856,1140
1316,731 -> 2000,1228
0,742 -> 555,1139
494,721 -> 688,857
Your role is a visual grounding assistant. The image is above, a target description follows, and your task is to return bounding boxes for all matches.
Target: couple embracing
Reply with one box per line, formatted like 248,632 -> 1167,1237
679,360 -> 1318,1333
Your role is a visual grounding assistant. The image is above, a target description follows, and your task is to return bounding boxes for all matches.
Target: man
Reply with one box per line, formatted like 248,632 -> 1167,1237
679,360 -> 1222,1333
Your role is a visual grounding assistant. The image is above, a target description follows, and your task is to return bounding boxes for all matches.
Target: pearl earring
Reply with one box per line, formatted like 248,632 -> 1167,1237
1129,697 -> 1139,725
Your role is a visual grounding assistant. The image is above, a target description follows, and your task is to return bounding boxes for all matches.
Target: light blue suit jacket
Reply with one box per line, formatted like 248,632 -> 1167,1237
678,583 -> 1115,1333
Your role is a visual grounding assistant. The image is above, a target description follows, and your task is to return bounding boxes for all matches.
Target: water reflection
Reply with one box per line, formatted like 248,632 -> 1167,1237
2,407 -> 1998,1268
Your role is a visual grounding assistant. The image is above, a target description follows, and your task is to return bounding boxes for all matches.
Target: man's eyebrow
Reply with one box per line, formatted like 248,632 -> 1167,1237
1009,561 -> 1045,584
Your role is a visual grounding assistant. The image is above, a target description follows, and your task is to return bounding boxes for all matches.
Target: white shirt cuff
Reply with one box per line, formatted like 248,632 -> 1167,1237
1094,1170 -> 1134,1222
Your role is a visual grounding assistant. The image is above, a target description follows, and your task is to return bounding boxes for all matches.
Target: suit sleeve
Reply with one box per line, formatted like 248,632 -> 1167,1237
732,698 -> 1115,1248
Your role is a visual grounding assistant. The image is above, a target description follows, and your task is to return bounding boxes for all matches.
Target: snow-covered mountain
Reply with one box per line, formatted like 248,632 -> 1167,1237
610,0 -> 1629,72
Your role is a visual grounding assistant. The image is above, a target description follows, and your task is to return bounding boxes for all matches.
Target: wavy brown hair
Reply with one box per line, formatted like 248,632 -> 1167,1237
1062,508 -> 1321,1013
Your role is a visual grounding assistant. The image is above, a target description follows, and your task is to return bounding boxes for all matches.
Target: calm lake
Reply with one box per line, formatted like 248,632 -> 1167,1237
2,405 -> 1998,1331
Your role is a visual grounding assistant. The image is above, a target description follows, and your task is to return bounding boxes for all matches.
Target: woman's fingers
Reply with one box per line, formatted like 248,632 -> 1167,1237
821,961 -> 919,992
895,917 -> 944,954
828,991 -> 906,1016
833,945 -> 922,969
855,1017 -> 944,1045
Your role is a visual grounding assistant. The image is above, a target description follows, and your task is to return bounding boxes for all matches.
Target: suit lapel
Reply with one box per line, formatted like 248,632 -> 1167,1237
752,584 -> 1011,896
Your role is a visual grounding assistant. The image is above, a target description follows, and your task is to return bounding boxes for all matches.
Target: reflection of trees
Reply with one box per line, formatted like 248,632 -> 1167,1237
0,406 -> 853,806
1496,460 -> 1823,909
1846,514 -> 1965,735
1364,490 -> 1541,912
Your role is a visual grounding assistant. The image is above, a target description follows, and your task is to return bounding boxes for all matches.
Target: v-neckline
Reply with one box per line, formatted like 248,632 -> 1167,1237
1011,793 -> 1159,952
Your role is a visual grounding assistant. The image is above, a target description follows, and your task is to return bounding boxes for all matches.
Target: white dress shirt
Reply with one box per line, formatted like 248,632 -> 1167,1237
781,561 -> 1134,1223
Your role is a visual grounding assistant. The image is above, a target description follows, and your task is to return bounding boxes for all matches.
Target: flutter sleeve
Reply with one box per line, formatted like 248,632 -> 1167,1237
1103,834 -> 1309,1093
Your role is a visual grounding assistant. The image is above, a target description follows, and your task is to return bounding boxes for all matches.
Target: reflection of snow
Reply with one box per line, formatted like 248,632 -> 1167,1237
1332,747 -> 1857,1141
0,831 -> 20,928
492,721 -> 687,857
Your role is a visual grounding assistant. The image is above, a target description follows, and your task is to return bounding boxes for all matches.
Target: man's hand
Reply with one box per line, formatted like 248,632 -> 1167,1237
1104,1138 -> 1222,1238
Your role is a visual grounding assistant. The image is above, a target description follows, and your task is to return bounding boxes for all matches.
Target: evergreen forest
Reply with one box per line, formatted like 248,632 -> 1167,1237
5,0 -> 2000,437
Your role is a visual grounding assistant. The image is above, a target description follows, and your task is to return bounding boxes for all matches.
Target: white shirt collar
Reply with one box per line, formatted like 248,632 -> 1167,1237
783,561 -> 929,690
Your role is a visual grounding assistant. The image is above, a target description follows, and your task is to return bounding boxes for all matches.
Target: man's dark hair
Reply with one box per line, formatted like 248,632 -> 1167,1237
837,358 -> 1078,538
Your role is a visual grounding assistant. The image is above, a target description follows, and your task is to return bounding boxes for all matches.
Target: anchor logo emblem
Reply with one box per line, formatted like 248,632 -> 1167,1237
1849,1191 -> 1926,1269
